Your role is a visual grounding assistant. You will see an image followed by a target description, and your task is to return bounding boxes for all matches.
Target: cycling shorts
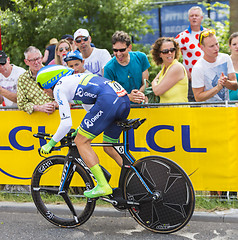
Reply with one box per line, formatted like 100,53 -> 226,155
77,94 -> 130,142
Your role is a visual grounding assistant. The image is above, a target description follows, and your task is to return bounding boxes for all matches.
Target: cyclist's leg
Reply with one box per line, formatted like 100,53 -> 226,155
74,134 -> 112,198
103,144 -> 123,167
74,134 -> 98,168
74,94 -> 129,198
74,94 -> 122,198
103,95 -> 130,167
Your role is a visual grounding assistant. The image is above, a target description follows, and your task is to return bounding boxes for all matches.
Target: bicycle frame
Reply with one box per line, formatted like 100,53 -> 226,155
35,118 -> 153,207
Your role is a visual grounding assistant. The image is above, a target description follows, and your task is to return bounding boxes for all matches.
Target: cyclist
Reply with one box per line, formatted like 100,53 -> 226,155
36,65 -> 130,198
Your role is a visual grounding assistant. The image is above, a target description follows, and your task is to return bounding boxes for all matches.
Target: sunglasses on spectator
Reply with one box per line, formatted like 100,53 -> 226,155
160,47 -> 176,54
27,57 -> 42,62
59,47 -> 70,52
75,37 -> 89,43
199,29 -> 216,44
0,61 -> 6,65
112,48 -> 127,53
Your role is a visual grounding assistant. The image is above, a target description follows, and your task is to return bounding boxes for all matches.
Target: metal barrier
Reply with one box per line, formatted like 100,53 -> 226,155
1,100 -> 238,110
1,102 -> 238,195
0,101 -> 238,205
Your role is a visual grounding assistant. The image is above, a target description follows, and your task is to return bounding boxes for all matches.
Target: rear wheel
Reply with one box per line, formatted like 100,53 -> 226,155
31,156 -> 96,228
124,156 -> 195,234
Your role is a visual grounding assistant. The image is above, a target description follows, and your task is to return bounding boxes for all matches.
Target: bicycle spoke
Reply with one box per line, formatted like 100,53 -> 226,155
140,162 -> 156,188
60,192 -> 79,223
164,173 -> 183,193
163,202 -> 187,218
127,192 -> 150,202
32,186 -> 59,194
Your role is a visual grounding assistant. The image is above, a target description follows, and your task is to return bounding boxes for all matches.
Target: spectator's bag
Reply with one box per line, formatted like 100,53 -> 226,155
144,79 -> 160,103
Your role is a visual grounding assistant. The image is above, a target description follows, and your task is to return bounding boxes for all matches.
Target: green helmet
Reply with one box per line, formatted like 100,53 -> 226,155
37,65 -> 74,89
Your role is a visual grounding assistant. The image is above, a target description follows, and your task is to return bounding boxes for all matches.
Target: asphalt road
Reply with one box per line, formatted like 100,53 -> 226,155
1,210 -> 238,240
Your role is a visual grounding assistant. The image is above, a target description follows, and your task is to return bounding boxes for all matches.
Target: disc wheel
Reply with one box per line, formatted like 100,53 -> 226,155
124,156 -> 195,234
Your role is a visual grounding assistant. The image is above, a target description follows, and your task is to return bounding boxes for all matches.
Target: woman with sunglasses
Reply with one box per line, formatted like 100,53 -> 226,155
48,39 -> 72,66
151,37 -> 188,103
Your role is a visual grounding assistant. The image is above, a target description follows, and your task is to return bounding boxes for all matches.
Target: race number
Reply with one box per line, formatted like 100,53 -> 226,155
108,81 -> 127,97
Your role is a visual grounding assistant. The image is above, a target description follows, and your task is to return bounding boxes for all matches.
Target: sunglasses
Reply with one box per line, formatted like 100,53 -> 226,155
0,61 -> 6,65
75,37 -> 89,43
112,48 -> 127,53
160,47 -> 176,54
199,29 -> 216,44
59,46 -> 70,52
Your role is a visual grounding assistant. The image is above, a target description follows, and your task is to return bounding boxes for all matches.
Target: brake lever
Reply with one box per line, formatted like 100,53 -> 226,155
38,147 -> 57,158
38,148 -> 47,158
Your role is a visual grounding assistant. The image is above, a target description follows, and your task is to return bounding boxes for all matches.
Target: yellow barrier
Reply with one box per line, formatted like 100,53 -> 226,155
0,106 -> 238,191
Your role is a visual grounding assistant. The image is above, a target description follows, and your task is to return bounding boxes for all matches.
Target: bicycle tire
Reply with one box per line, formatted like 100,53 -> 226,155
123,156 -> 195,234
31,156 -> 96,228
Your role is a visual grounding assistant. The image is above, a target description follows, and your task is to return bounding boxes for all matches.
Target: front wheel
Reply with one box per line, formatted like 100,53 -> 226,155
124,156 -> 195,234
31,156 -> 96,228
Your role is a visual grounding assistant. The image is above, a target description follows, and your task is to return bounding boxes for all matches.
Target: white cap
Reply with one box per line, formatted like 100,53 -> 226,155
74,28 -> 90,40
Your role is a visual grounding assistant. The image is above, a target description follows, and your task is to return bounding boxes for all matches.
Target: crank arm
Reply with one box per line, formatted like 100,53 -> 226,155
99,196 -> 118,206
99,196 -> 140,207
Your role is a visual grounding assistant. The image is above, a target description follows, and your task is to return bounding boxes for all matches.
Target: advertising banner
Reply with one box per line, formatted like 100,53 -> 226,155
0,107 -> 238,191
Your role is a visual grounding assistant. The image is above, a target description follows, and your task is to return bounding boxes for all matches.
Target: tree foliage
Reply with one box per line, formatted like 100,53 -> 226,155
0,0 -> 153,68
201,1 -> 230,54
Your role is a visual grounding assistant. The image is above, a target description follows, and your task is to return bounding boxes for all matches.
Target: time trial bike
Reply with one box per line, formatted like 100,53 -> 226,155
31,118 -> 195,234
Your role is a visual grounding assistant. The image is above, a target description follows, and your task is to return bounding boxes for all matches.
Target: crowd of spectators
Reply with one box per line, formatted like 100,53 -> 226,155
1,6 -> 237,110
1,5 -> 236,112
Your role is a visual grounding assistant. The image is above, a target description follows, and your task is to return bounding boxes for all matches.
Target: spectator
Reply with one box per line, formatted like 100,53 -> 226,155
0,50 -> 25,107
17,46 -> 56,114
62,33 -> 95,51
192,29 -> 238,102
61,34 -> 74,43
175,6 -> 205,102
64,50 -> 93,111
228,32 -> 238,100
42,38 -> 58,66
74,28 -> 111,76
150,37 -> 188,103
48,39 -> 72,66
104,31 -> 150,104
64,50 -> 91,74
61,34 -> 77,51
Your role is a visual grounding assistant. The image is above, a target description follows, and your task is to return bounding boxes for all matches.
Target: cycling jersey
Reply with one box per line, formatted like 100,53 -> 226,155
52,73 -> 130,143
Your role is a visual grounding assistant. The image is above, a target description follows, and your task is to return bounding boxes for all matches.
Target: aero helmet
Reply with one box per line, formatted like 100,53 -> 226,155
37,65 -> 74,89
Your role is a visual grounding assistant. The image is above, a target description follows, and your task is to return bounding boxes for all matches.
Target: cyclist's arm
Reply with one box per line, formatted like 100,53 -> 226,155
51,90 -> 72,143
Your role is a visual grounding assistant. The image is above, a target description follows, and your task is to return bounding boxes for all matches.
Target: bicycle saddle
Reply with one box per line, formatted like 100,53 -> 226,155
117,118 -> 146,130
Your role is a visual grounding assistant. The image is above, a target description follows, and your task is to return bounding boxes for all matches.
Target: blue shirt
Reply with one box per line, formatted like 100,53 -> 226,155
104,51 -> 150,94
229,73 -> 238,100
45,45 -> 56,66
